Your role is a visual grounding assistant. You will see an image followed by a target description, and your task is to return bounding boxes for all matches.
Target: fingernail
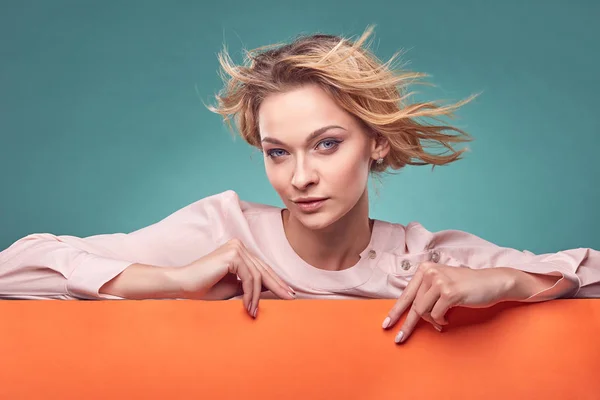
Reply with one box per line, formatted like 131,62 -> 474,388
435,325 -> 442,332
247,303 -> 251,312
253,308 -> 258,318
382,317 -> 391,329
288,286 -> 296,295
395,331 -> 404,344
288,291 -> 296,298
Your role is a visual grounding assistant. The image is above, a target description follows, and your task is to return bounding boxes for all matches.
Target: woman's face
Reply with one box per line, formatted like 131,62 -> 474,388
258,83 -> 387,230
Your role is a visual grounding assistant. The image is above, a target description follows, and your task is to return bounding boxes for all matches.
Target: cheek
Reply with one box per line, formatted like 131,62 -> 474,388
265,164 -> 287,193
330,150 -> 370,188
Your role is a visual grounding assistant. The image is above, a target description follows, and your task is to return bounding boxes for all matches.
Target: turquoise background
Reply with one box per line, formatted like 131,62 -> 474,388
1,0 -> 598,254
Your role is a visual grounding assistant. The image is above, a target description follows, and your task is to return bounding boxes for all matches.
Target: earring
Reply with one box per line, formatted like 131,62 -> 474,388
376,157 -> 384,165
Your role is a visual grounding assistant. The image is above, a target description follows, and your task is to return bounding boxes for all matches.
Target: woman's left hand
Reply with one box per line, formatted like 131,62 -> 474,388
382,262 -> 522,344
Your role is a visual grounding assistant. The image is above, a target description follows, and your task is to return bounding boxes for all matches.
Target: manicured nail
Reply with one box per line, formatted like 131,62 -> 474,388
434,325 -> 442,332
395,331 -> 404,344
288,286 -> 296,295
288,291 -> 296,298
382,317 -> 391,329
253,308 -> 258,318
247,303 -> 251,312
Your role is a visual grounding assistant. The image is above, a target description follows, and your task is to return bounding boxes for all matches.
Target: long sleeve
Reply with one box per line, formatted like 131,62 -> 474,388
406,222 -> 600,301
0,191 -> 238,300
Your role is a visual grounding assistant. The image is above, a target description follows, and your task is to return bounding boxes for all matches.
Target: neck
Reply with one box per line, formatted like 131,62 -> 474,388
281,190 -> 373,271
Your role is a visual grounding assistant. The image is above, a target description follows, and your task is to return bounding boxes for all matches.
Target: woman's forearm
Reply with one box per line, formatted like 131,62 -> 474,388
498,267 -> 564,301
99,263 -> 185,299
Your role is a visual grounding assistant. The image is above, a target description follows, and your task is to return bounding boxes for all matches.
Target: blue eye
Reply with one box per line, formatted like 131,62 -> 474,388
317,139 -> 341,150
265,139 -> 341,159
266,149 -> 288,158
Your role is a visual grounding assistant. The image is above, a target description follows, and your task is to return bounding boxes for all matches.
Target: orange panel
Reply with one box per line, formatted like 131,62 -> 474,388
1,299 -> 599,399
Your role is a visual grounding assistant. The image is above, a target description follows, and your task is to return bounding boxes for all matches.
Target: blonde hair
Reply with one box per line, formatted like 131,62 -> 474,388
206,25 -> 476,173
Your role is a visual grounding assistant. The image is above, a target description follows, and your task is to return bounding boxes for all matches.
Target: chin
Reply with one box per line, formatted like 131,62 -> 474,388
292,209 -> 344,231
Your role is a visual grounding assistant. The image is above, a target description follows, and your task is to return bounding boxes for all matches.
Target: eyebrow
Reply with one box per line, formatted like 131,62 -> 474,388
261,125 -> 346,146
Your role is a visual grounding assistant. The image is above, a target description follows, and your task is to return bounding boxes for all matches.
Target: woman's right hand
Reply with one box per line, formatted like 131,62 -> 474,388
171,238 -> 296,317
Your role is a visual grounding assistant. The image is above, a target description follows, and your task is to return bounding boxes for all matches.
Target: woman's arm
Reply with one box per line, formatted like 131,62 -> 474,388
0,191 -> 239,299
496,267 -> 564,300
98,263 -> 184,299
406,222 -> 600,300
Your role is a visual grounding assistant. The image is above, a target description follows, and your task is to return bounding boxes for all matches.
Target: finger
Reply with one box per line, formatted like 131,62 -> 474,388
252,256 -> 295,300
257,260 -> 296,300
430,292 -> 456,325
394,283 -> 430,344
200,273 -> 242,300
233,257 -> 256,317
413,286 -> 444,332
382,267 -> 425,329
238,249 -> 262,318
421,313 -> 444,332
261,260 -> 295,295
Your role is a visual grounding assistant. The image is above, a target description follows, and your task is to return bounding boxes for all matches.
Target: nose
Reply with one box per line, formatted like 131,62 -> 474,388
291,157 -> 318,190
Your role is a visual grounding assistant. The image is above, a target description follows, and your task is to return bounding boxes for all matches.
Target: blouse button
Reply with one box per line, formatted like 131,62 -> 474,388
368,250 -> 377,259
429,250 -> 440,263
401,259 -> 412,270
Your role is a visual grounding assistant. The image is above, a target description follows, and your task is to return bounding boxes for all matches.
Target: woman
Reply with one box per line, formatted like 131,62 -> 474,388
1,26 -> 598,345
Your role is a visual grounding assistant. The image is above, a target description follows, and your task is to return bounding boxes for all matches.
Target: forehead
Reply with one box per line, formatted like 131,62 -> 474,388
258,84 -> 353,140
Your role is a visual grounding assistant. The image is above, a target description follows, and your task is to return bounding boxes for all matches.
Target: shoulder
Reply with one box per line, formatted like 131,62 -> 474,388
374,219 -> 437,254
390,220 -> 500,251
187,189 -> 280,222
193,190 -> 281,249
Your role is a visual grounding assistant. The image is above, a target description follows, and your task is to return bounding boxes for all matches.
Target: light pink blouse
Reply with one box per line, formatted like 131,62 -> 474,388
1,190 -> 598,300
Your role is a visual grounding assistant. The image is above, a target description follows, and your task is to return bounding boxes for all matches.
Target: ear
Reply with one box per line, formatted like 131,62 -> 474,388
371,135 -> 390,160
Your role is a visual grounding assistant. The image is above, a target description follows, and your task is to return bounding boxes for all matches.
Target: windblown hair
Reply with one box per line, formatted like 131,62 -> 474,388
206,25 -> 476,173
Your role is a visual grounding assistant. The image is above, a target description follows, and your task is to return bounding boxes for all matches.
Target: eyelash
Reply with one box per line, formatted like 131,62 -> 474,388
266,139 -> 342,159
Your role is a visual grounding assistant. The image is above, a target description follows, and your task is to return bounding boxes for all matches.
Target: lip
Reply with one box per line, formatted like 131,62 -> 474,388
292,197 -> 328,202
292,198 -> 328,212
